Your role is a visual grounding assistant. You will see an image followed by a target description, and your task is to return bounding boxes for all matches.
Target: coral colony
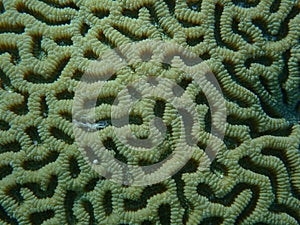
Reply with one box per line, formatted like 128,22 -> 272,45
0,0 -> 299,224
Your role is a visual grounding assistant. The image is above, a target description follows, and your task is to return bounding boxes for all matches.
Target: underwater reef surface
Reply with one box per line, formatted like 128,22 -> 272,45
0,0 -> 299,224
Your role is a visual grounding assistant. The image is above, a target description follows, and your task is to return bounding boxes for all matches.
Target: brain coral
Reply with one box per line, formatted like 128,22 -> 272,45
0,0 -> 299,224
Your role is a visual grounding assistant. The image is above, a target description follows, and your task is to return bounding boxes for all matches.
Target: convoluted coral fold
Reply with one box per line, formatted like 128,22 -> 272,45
0,0 -> 299,224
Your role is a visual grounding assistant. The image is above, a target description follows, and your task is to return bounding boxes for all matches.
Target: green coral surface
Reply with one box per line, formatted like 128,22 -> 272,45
0,0 -> 299,224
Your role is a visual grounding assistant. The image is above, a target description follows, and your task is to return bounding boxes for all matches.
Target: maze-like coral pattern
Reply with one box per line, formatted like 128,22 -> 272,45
0,0 -> 299,224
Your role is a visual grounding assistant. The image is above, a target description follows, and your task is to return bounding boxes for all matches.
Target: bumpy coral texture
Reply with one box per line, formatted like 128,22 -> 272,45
0,0 -> 299,224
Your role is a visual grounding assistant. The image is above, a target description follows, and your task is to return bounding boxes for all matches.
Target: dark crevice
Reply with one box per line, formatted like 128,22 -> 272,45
172,159 -> 198,224
163,0 -> 175,15
222,60 -> 252,107
252,5 -> 300,41
232,17 -> 254,44
210,160 -> 228,176
25,57 -> 70,83
64,190 -> 78,225
178,17 -> 201,27
69,156 -> 80,178
145,6 -> 159,26
204,108 -> 211,133
5,185 -> 23,203
122,8 -> 139,18
17,3 -> 71,25
227,115 -> 293,137
178,78 -> 192,90
0,141 -> 21,154
84,178 -> 99,192
82,201 -> 96,225
239,156 -> 278,198
59,111 -> 72,122
0,24 -> 24,34
157,144 -> 173,164
10,92 -> 29,114
0,120 -> 10,131
0,45 -> 21,65
0,204 -> 18,225
261,147 -> 300,200
199,52 -> 210,60
260,97 -> 283,118
178,107 -> 197,145
29,210 -> 55,225
138,144 -> 173,168
197,182 -> 260,224
261,124 -> 293,136
55,89 -> 74,100
96,95 -> 116,106
232,0 -> 259,8
0,68 -> 12,89
227,115 -> 260,138
259,75 -> 272,95
197,141 -> 207,152
162,25 -> 174,39
252,17 -> 270,40
187,0 -> 202,12
281,86 -> 288,105
269,203 -> 300,224
296,101 -> 300,115
71,69 -> 84,81
195,91 -> 209,105
50,127 -> 74,144
162,62 -> 171,70
111,114 -> 143,128
270,0 -> 281,13
31,34 -> 47,59
224,135 -> 241,150
187,35 -> 204,46
275,5 -> 300,41
54,36 -> 73,46
92,8 -> 109,20
214,4 -> 238,51
199,217 -> 224,225
158,204 -> 171,225
114,25 -> 148,41
239,156 -> 300,223
142,220 -> 153,225
0,165 -> 13,180
154,100 -> 166,118
23,175 -> 57,198
196,182 -> 233,206
244,56 -> 273,68
103,191 -> 113,215
22,151 -> 59,170
196,90 -> 212,131
84,49 -> 98,60
278,49 -> 290,103
25,126 -> 42,145
39,0 -> 79,10
124,184 -> 167,211
253,223 -> 269,225
103,137 -> 127,163
40,96 -> 49,118
97,32 -> 116,49
0,2 -> 4,13
80,22 -> 90,36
